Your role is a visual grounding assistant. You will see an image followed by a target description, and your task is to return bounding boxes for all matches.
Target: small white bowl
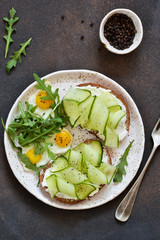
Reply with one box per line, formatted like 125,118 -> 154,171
99,8 -> 143,54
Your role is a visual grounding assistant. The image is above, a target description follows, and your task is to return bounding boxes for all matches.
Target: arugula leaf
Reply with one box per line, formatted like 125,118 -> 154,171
34,142 -> 55,161
18,152 -> 40,177
1,117 -> 21,150
19,123 -> 59,146
6,38 -> 32,73
113,140 -> 134,182
33,73 -> 68,121
8,97 -> 67,147
33,73 -> 59,108
3,7 -> 19,59
47,148 -> 55,161
4,75 -> 69,172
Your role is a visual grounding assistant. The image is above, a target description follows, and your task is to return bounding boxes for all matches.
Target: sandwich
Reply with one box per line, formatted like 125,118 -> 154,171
63,83 -> 130,148
40,139 -> 116,204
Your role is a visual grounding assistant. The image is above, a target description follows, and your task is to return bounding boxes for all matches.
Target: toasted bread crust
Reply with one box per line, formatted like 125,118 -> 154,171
77,82 -> 130,132
40,140 -> 111,204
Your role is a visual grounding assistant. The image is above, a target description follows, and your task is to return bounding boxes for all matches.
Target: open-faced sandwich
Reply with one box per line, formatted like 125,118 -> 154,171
63,83 -> 130,148
40,139 -> 116,204
5,74 -> 131,204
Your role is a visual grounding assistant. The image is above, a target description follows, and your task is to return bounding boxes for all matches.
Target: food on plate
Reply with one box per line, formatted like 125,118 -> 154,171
4,73 -> 132,204
45,128 -> 72,154
113,140 -> 134,182
63,83 -> 130,148
28,81 -> 54,119
5,74 -> 68,175
21,128 -> 72,168
40,139 -> 116,204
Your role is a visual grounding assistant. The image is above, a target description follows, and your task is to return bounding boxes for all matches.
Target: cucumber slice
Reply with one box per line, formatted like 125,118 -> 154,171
63,87 -> 91,103
86,161 -> 107,184
107,110 -> 126,129
104,126 -> 119,148
87,96 -> 109,134
83,140 -> 103,167
55,167 -> 87,184
50,156 -> 68,173
63,99 -> 80,127
73,142 -> 85,154
81,159 -> 88,174
69,150 -> 83,171
64,149 -> 71,159
73,140 -> 103,167
108,105 -> 122,112
56,176 -> 77,198
98,91 -> 119,108
78,95 -> 94,127
46,174 -> 58,198
76,182 -> 96,200
98,162 -> 116,184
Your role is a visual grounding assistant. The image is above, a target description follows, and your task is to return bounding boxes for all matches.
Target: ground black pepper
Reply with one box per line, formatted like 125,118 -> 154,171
104,13 -> 137,50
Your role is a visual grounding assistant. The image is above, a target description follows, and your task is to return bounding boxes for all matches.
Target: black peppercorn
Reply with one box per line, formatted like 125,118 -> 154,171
104,13 -> 137,50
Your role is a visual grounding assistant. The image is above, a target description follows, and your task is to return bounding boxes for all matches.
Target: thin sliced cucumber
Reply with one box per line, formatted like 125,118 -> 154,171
83,140 -> 103,167
86,161 -> 107,184
98,91 -> 119,108
69,150 -> 83,171
46,174 -> 58,198
81,159 -> 88,174
98,162 -> 116,184
107,110 -> 126,129
64,149 -> 71,160
73,140 -> 103,167
50,156 -> 68,173
73,142 -> 85,154
78,95 -> 94,127
87,96 -> 109,134
56,176 -> 77,198
55,167 -> 87,184
108,105 -> 122,112
76,182 -> 96,200
63,87 -> 91,103
63,99 -> 80,127
104,126 -> 119,148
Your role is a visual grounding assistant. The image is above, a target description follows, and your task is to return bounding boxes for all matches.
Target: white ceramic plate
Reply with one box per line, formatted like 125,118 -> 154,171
4,69 -> 145,210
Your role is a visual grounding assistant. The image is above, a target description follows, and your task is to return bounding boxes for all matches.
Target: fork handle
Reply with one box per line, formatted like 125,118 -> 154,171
115,145 -> 157,222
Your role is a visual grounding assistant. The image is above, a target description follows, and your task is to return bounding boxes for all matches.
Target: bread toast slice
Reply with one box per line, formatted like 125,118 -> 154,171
40,139 -> 112,204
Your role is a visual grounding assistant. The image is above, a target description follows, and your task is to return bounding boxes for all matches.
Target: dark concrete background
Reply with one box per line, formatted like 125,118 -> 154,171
0,0 -> 159,239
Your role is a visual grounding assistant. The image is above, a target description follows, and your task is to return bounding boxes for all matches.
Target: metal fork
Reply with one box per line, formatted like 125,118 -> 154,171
115,118 -> 160,222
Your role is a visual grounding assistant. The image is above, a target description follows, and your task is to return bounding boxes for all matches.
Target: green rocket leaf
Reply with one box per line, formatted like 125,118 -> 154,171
6,38 -> 32,73
3,7 -> 19,58
113,140 -> 134,182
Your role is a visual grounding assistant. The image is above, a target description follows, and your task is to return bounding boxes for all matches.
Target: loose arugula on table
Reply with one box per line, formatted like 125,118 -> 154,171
113,140 -> 134,182
6,38 -> 32,73
3,7 -> 19,59
3,74 -> 68,176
